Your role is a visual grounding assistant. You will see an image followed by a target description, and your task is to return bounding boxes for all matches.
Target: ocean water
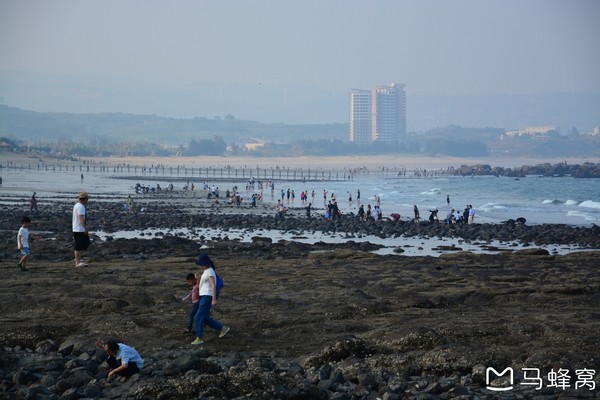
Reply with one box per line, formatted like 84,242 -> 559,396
1,167 -> 599,226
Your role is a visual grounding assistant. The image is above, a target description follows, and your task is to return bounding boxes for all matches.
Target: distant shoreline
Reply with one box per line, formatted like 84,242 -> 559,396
96,155 -> 600,170
1,151 -> 598,172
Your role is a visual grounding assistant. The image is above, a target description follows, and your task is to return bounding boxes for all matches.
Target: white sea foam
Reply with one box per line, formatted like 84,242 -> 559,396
542,199 -> 561,205
421,188 -> 441,195
567,210 -> 598,221
579,200 -> 600,209
480,202 -> 507,212
565,199 -> 580,206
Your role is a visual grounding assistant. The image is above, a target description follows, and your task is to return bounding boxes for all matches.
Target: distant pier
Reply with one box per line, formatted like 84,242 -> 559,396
0,157 -> 454,181
0,161 -> 357,182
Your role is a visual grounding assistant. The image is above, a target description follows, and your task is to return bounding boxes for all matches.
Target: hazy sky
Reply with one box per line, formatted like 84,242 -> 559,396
1,0 -> 599,123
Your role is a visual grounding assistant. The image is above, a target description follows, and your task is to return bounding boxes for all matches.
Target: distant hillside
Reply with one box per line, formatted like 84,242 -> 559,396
409,92 -> 600,133
3,71 -> 599,130
0,105 -> 347,144
1,103 -> 598,158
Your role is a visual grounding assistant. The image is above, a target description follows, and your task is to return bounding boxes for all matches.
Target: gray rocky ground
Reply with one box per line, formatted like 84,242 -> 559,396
1,194 -> 599,399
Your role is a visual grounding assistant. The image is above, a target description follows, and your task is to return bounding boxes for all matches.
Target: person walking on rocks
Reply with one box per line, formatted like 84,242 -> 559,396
72,192 -> 91,267
17,216 -> 32,272
413,205 -> 420,222
192,253 -> 230,345
95,339 -> 143,382
182,273 -> 199,334
30,192 -> 38,213
127,195 -> 134,213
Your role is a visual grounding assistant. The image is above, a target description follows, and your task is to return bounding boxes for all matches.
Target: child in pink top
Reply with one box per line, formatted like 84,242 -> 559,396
182,273 -> 199,334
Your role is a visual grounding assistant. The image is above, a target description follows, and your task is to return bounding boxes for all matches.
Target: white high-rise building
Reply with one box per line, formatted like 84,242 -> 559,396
371,83 -> 406,143
349,83 -> 406,144
349,89 -> 372,145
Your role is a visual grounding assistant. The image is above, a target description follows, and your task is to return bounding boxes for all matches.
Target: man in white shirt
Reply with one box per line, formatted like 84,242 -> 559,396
72,192 -> 91,267
468,205 -> 476,224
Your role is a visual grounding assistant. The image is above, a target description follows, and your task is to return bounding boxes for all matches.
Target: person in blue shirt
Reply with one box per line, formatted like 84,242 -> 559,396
96,339 -> 143,382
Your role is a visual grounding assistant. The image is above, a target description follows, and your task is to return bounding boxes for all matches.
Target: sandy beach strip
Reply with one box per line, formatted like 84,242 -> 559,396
2,152 -> 597,171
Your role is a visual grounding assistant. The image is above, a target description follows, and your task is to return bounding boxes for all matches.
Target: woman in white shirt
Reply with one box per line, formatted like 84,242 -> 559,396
191,253 -> 230,345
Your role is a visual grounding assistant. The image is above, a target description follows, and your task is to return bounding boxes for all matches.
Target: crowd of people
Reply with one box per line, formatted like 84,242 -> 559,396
15,190 -> 234,383
13,177 -> 489,386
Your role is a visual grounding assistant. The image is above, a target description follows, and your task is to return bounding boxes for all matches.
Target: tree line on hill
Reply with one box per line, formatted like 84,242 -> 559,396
1,105 -> 598,158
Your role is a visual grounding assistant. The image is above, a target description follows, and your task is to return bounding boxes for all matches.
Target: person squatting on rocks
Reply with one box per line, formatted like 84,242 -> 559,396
94,339 -> 143,382
390,213 -> 401,222
428,209 -> 439,222
191,253 -> 230,345
182,273 -> 199,334
72,192 -> 91,267
276,200 -> 288,219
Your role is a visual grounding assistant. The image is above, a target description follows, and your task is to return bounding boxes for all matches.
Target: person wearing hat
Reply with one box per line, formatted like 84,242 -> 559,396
72,192 -> 91,267
191,253 -> 230,345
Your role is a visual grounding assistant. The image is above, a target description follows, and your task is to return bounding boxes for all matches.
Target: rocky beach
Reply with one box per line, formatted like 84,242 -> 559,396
1,186 -> 599,400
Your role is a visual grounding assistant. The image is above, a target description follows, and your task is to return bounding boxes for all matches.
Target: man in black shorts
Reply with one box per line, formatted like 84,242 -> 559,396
72,192 -> 91,267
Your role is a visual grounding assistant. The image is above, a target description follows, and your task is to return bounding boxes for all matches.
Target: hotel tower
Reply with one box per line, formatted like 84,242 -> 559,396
349,83 -> 406,144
